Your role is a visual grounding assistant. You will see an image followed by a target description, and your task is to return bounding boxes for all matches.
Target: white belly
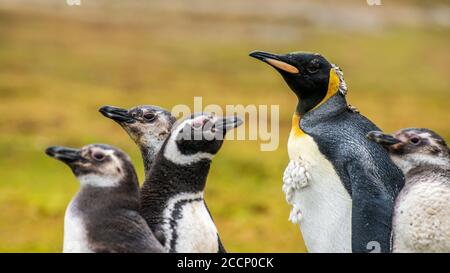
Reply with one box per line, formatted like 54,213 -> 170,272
392,180 -> 450,253
288,133 -> 352,253
163,192 -> 219,253
63,198 -> 93,253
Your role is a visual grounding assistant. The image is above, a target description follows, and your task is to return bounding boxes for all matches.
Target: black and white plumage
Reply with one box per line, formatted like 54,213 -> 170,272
250,50 -> 405,253
368,128 -> 450,253
139,113 -> 242,253
46,144 -> 165,253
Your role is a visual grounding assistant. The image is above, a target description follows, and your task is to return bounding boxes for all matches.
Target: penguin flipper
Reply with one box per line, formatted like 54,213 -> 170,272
203,201 -> 227,253
217,236 -> 227,253
90,211 -> 166,253
347,162 -> 395,253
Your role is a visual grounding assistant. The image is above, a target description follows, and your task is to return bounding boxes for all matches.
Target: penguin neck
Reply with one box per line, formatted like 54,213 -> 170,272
76,181 -> 140,212
295,67 -> 344,116
140,145 -> 157,179
295,93 -> 324,116
395,154 -> 450,179
293,93 -> 348,132
143,153 -> 212,197
139,152 -> 211,234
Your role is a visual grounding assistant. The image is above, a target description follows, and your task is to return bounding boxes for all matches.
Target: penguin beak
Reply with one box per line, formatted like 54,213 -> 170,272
367,131 -> 401,147
99,106 -> 135,124
214,116 -> 243,134
249,50 -> 299,74
46,146 -> 81,164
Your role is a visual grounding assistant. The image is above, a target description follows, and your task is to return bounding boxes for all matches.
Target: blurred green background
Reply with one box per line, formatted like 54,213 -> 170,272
0,0 -> 448,252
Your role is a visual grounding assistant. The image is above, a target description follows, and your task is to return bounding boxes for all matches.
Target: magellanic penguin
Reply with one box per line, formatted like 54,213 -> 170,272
100,104 -> 175,245
99,105 -> 176,173
368,128 -> 450,253
46,144 -> 165,253
250,50 -> 405,253
139,113 -> 242,253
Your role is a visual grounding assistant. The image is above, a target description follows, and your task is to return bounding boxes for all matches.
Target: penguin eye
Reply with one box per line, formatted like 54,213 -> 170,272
306,59 -> 320,74
410,137 -> 421,145
143,112 -> 156,122
92,152 -> 106,161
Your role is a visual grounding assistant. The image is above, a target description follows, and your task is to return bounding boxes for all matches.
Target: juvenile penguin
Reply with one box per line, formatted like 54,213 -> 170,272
140,113 -> 242,253
46,144 -> 165,253
368,128 -> 450,253
250,50 -> 405,253
99,105 -> 176,173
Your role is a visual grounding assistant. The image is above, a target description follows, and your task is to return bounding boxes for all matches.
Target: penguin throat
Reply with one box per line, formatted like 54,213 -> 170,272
295,67 -> 344,115
140,146 -> 156,177
78,174 -> 121,188
392,154 -> 450,177
146,156 -> 211,194
290,113 -> 304,137
164,140 -> 214,166
296,95 -> 323,116
292,69 -> 346,136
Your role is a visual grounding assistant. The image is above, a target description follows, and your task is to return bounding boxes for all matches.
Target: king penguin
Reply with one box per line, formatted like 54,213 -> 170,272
46,144 -> 165,253
250,50 -> 405,253
368,128 -> 450,253
139,113 -> 242,253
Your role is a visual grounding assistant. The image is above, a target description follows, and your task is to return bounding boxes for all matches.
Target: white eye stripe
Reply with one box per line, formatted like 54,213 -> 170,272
418,133 -> 433,140
171,118 -> 191,134
172,115 -> 216,133
84,148 -> 126,183
164,142 -> 214,165
164,117 -> 215,165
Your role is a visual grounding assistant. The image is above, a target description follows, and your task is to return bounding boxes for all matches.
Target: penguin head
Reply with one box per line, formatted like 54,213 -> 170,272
99,105 -> 176,150
163,113 -> 243,165
249,50 -> 347,115
367,128 -> 449,173
46,144 -> 138,188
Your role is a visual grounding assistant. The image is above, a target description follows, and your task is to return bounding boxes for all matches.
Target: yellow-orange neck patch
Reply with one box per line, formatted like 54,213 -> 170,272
291,68 -> 341,138
291,113 -> 304,137
312,68 -> 340,111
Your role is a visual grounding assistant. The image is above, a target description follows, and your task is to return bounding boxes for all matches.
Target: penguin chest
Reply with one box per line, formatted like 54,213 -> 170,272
63,198 -> 93,253
392,180 -> 450,253
164,194 -> 219,253
287,132 -> 352,253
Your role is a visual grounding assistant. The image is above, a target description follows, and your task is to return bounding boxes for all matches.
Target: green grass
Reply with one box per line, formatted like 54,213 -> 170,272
0,3 -> 448,252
